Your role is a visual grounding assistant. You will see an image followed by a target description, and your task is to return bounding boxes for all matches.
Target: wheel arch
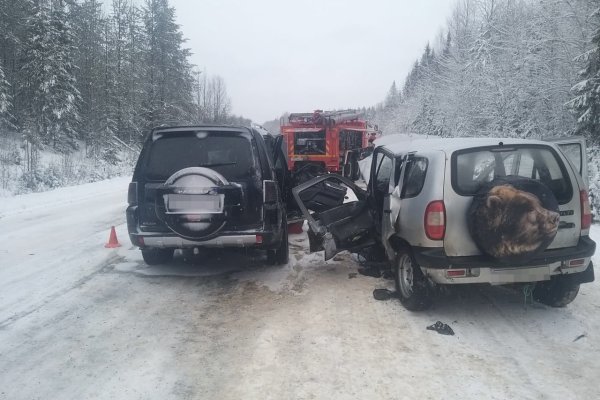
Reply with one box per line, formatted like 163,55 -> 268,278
388,235 -> 412,262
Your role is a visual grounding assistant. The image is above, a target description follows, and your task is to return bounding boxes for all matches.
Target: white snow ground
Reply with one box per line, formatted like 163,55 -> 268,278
0,176 -> 599,399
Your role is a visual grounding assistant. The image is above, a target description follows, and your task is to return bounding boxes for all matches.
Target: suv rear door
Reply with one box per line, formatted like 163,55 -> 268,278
447,144 -> 581,255
545,137 -> 589,188
137,128 -> 263,236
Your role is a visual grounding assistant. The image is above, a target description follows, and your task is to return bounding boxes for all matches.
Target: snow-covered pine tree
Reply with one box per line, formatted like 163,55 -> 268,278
122,2 -> 146,143
71,0 -> 106,152
0,0 -> 33,131
95,17 -> 119,159
384,81 -> 401,109
142,0 -> 195,130
22,0 -> 82,152
111,0 -> 130,141
0,63 -> 14,130
570,7 -> 600,144
402,60 -> 420,99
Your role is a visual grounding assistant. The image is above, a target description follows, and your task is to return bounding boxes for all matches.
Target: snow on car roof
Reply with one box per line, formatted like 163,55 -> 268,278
373,133 -> 428,147
380,136 -> 553,155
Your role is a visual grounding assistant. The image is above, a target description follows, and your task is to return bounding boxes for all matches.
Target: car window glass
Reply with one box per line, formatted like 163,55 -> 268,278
145,133 -> 254,181
375,154 -> 393,193
370,152 -> 383,186
558,143 -> 582,175
401,157 -> 428,198
502,153 -> 516,173
454,146 -> 572,204
516,151 -> 536,178
394,156 -> 404,185
294,130 -> 326,155
458,151 -> 495,184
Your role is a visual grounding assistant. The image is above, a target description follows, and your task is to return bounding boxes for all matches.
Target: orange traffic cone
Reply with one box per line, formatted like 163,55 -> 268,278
105,226 -> 121,248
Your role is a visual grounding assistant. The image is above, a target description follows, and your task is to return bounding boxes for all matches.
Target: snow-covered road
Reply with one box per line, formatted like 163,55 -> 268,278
0,177 -> 599,400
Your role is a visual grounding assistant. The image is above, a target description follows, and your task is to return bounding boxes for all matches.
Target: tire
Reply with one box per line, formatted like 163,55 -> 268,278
157,167 -> 229,240
142,248 -> 174,265
533,278 -> 580,307
268,215 -> 289,265
467,176 -> 560,262
394,247 -> 433,311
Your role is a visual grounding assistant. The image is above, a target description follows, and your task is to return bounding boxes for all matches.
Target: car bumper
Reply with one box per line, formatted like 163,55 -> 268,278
422,261 -> 594,285
129,230 -> 282,249
414,236 -> 595,269
132,233 -> 260,248
127,205 -> 282,249
414,236 -> 596,285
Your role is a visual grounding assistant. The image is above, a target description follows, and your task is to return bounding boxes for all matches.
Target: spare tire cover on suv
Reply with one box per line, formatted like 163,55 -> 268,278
156,167 -> 239,240
467,176 -> 560,262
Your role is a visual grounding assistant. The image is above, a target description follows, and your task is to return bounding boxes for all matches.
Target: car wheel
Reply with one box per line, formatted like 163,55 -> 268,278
394,248 -> 433,311
157,167 -> 230,240
267,216 -> 289,265
533,278 -> 580,307
141,248 -> 174,265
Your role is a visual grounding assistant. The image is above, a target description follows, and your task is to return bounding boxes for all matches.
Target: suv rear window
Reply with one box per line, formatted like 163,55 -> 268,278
452,145 -> 573,204
144,132 -> 255,181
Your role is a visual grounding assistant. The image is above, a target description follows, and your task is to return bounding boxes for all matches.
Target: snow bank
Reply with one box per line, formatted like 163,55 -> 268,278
0,133 -> 137,197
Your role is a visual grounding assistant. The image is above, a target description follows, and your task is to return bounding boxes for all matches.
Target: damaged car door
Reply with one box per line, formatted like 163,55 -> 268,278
292,148 -> 397,260
293,174 -> 375,260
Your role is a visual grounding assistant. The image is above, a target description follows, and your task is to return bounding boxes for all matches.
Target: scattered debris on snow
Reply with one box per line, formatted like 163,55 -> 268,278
426,321 -> 455,336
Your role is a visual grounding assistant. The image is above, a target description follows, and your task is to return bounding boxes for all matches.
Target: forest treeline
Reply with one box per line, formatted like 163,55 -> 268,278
0,0 -> 249,166
370,0 -> 600,216
373,0 -> 599,144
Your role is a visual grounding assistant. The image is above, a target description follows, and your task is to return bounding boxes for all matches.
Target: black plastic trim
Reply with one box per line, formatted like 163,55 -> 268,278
413,236 -> 596,269
130,228 -> 282,249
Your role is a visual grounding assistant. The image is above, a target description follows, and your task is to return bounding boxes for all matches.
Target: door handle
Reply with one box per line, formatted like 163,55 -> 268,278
383,209 -> 392,214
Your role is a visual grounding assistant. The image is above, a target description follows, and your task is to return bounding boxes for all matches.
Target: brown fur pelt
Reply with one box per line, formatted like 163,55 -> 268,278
468,178 -> 560,261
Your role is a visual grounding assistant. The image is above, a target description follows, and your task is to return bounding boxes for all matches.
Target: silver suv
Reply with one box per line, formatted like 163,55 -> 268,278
293,137 -> 595,310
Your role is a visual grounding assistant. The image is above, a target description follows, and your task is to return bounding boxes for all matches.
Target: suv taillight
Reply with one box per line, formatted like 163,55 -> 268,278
581,190 -> 592,230
128,182 -> 138,205
424,200 -> 446,240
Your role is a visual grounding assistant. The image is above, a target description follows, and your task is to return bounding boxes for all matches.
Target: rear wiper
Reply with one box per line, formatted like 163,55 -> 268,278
198,162 -> 237,168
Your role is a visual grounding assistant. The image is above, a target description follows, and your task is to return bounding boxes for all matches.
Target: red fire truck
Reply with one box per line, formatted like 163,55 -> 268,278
280,110 -> 380,180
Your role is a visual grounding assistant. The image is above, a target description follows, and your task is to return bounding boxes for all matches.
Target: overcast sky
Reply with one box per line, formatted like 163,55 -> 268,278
169,0 -> 456,123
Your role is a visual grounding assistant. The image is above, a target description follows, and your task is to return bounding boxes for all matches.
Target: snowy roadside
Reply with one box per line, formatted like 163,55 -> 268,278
0,176 -> 131,327
0,175 -> 132,219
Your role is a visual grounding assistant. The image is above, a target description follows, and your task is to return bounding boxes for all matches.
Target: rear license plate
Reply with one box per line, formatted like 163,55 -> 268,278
165,194 -> 223,214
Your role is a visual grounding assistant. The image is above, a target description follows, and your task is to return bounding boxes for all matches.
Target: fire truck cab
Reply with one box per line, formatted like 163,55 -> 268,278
281,110 -> 379,180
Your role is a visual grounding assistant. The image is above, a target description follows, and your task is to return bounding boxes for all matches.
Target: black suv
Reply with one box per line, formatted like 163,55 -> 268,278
126,125 -> 289,265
